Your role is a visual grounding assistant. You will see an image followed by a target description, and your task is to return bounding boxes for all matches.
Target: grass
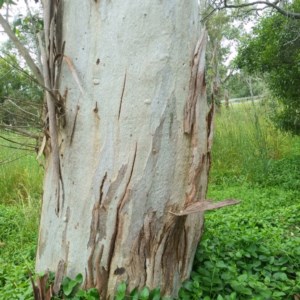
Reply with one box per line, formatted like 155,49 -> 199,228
0,133 -> 42,300
0,101 -> 299,299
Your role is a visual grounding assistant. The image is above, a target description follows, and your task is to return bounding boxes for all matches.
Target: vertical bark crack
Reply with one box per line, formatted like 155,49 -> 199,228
118,71 -> 127,120
70,105 -> 80,145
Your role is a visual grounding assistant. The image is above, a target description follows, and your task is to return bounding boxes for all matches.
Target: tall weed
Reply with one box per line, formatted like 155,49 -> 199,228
0,132 -> 43,205
0,132 -> 42,300
211,101 -> 296,185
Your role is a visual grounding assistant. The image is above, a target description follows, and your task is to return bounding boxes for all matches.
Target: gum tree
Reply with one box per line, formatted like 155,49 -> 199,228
37,1 -> 212,298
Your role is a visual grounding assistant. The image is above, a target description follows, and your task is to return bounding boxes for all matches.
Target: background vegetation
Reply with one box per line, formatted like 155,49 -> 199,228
235,0 -> 300,134
0,101 -> 299,299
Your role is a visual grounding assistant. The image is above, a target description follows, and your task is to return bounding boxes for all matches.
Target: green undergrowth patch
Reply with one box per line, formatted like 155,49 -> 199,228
0,132 -> 43,206
210,102 -> 299,187
0,202 -> 40,299
179,184 -> 300,299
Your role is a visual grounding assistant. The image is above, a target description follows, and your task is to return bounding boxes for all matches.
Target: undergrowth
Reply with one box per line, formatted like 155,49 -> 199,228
0,133 -> 41,299
0,102 -> 299,299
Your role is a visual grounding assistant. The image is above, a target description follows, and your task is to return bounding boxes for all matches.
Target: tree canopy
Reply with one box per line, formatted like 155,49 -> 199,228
236,0 -> 300,134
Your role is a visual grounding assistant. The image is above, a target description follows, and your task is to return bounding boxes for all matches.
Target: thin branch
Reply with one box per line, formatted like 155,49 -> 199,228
0,53 -> 41,86
202,7 -> 219,22
6,99 -> 39,118
0,53 -> 57,97
0,134 -> 36,148
224,0 -> 300,19
1,125 -> 40,139
0,13 -> 44,85
0,154 -> 30,165
0,143 -> 34,151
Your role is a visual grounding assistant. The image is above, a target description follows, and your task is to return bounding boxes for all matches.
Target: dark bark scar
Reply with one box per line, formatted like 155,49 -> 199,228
70,105 -> 80,145
118,71 -> 127,120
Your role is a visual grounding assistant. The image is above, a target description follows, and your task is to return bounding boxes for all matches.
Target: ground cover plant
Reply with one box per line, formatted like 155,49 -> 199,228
0,101 -> 299,299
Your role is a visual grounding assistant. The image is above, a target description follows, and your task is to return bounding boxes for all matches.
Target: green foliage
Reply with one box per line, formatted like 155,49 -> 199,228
211,102 -> 296,185
13,14 -> 43,37
0,54 -> 42,128
0,133 -> 41,299
224,73 -> 266,99
0,0 -> 16,9
40,273 -> 99,300
114,283 -> 167,300
0,132 -> 43,205
236,1 -> 300,134
179,184 -> 300,299
0,204 -> 39,300
0,262 -> 33,300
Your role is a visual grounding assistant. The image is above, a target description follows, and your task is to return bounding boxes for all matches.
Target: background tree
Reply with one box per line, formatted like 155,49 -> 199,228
0,1 -> 43,149
0,54 -> 42,131
225,71 -> 266,98
236,0 -> 300,134
204,5 -> 266,107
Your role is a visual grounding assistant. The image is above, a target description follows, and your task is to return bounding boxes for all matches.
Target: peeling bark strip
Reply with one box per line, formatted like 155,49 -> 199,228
207,100 -> 215,152
86,173 -> 107,288
184,30 -> 208,134
169,199 -> 240,216
39,0 -> 65,215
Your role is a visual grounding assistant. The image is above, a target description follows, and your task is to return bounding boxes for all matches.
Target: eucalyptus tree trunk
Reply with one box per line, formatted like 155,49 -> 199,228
36,0 -> 213,298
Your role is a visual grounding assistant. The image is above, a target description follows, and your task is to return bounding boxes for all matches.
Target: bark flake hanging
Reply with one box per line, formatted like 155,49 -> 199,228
184,30 -> 208,135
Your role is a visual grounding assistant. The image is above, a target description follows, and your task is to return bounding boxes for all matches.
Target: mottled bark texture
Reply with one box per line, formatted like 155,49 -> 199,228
36,1 -> 212,298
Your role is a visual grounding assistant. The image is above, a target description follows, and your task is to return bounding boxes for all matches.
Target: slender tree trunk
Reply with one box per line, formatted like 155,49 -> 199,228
36,1 -> 213,298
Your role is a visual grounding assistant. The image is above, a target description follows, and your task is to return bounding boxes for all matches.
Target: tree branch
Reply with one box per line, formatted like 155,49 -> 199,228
224,0 -> 300,19
0,13 -> 44,85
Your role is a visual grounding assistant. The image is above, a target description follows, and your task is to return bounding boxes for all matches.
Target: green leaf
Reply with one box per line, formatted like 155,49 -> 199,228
150,287 -> 161,300
130,287 -> 139,300
116,282 -> 126,298
272,291 -> 286,297
231,281 -> 252,295
237,274 -> 248,282
140,287 -> 150,300
86,288 -> 100,298
216,261 -> 227,268
75,273 -> 83,284
274,257 -> 289,266
273,272 -> 288,281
